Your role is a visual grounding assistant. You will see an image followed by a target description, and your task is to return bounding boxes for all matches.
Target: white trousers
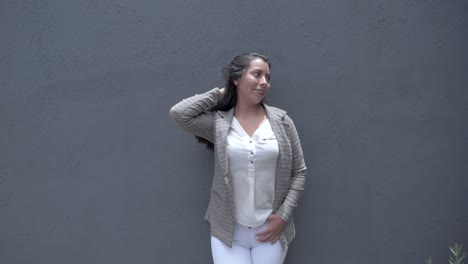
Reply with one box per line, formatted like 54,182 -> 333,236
211,222 -> 287,264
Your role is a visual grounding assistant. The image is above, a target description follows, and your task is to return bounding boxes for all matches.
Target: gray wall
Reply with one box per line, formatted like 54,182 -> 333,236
1,0 -> 467,263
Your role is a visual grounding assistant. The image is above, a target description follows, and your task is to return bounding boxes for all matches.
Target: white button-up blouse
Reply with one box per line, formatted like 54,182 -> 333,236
227,117 -> 279,227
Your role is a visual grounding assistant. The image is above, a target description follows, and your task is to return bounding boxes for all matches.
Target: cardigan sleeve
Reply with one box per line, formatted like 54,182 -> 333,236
169,87 -> 222,143
275,115 -> 307,223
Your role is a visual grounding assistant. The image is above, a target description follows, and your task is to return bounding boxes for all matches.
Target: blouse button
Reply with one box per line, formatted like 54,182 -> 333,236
250,161 -> 254,164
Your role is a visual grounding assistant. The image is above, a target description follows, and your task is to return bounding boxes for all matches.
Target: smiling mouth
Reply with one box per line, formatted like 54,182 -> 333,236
254,89 -> 265,95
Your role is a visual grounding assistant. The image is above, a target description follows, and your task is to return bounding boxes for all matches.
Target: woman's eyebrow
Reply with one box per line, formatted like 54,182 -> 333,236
252,68 -> 270,74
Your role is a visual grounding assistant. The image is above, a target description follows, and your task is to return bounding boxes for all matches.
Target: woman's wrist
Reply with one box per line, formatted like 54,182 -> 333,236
219,87 -> 225,98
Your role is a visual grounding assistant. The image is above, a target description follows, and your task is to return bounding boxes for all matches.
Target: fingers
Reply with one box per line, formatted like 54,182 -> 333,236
256,231 -> 271,242
257,233 -> 276,242
256,236 -> 268,242
271,236 -> 279,245
256,227 -> 280,243
257,233 -> 279,244
255,216 -> 284,244
256,229 -> 269,236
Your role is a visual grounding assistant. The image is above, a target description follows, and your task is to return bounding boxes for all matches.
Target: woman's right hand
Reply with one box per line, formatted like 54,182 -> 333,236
219,87 -> 226,97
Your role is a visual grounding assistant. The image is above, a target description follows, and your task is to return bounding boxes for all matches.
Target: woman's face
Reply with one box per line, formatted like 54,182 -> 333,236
234,58 -> 271,105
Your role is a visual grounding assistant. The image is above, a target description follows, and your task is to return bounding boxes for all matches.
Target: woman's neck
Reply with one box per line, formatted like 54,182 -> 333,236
234,100 -> 264,118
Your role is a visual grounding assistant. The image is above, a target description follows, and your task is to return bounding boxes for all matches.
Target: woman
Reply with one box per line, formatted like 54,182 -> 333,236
169,52 -> 307,264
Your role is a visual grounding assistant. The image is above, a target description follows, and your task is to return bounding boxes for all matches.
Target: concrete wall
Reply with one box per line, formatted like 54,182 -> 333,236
1,0 -> 467,263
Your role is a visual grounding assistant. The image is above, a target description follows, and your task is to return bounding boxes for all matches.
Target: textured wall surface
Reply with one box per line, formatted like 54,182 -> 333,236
1,0 -> 467,263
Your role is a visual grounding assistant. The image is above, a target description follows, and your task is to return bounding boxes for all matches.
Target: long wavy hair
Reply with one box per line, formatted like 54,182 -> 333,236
196,52 -> 271,150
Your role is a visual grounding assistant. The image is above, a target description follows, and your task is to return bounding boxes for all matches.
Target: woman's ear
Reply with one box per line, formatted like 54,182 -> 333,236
233,79 -> 239,86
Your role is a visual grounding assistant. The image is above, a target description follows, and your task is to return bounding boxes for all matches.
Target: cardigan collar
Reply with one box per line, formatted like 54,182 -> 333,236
217,104 -> 287,121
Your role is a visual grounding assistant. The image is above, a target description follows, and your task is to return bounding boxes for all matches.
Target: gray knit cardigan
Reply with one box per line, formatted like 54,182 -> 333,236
169,87 -> 307,248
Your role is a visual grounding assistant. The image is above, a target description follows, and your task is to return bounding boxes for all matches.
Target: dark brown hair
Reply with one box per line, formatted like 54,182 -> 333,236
196,52 -> 271,149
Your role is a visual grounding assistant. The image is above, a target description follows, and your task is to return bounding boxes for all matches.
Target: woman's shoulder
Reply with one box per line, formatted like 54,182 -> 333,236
265,104 -> 286,115
264,104 -> 294,122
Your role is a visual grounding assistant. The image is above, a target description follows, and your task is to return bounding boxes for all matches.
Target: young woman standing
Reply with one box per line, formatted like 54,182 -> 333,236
170,52 -> 307,264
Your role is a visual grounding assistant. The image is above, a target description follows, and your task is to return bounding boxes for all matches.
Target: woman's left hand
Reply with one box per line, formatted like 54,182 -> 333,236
256,214 -> 286,244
